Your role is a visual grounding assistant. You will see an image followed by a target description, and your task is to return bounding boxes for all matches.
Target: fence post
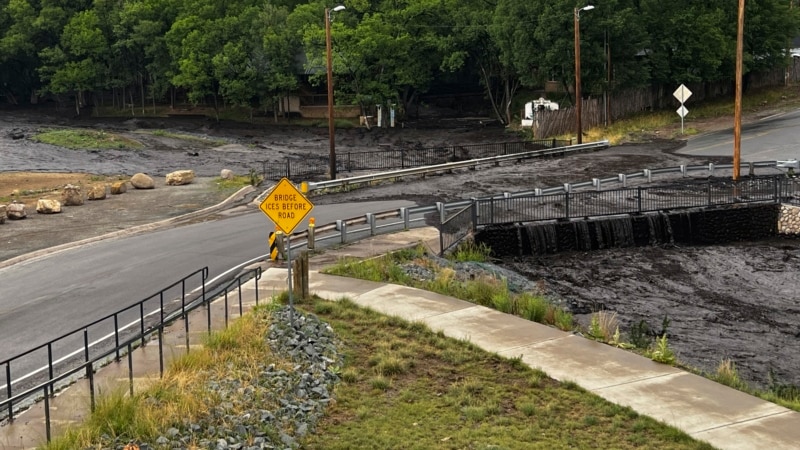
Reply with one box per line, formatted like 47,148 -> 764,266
564,191 -> 570,219
644,169 -> 652,183
708,179 -> 712,206
749,162 -> 755,177
618,174 -> 627,187
286,157 -> 291,179
680,164 -> 687,177
503,193 -> 512,211
637,187 -> 642,213
437,202 -> 445,223
401,148 -> 405,169
336,220 -> 347,244
366,212 -> 376,235
593,178 -> 601,191
708,163 -> 715,176
471,198 -> 478,227
552,138 -> 556,148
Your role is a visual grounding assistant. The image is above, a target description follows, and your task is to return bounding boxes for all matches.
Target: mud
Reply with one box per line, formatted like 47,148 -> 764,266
1,108 -> 798,390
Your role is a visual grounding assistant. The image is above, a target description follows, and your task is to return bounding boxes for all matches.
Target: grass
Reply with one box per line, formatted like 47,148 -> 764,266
581,84 -> 800,145
43,305 -> 279,449
214,173 -> 259,191
324,243 -> 576,332
294,297 -> 712,449
32,129 -> 143,150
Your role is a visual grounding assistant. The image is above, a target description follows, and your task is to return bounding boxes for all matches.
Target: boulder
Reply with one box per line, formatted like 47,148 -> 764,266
61,184 -> 84,206
0,204 -> 6,224
86,184 -> 107,200
220,169 -> 234,180
36,199 -> 62,214
7,201 -> 26,220
110,181 -> 127,195
131,173 -> 155,189
166,169 -> 195,186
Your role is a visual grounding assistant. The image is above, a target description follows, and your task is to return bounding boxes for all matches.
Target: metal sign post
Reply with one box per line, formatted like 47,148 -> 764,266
259,178 -> 315,326
673,84 -> 692,134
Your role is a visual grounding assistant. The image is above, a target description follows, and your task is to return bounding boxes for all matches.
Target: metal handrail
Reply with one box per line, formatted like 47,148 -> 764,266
0,266 -> 261,442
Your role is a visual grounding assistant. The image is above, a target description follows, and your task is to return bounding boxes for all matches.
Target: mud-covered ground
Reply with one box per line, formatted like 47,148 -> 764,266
1,108 -> 798,390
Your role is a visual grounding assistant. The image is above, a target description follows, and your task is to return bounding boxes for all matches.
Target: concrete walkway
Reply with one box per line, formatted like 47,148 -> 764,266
2,227 -> 799,449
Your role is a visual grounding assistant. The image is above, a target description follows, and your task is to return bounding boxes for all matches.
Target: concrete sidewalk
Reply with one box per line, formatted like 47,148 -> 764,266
3,226 -> 799,449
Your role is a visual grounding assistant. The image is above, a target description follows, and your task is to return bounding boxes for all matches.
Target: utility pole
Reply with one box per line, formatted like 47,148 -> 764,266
733,0 -> 745,181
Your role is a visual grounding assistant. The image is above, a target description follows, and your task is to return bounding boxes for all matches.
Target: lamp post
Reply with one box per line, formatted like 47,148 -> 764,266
326,5 -> 345,180
574,5 -> 594,145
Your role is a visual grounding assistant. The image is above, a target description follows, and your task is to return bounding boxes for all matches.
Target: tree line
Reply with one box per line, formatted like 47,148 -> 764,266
1,0 -> 798,121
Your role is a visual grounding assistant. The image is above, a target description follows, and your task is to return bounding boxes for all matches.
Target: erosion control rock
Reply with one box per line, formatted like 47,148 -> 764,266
130,173 -> 155,189
86,184 -> 107,200
166,169 -> 195,186
220,168 -> 234,180
110,181 -> 127,195
36,199 -> 62,214
61,184 -> 84,206
7,201 -> 26,220
0,204 -> 6,224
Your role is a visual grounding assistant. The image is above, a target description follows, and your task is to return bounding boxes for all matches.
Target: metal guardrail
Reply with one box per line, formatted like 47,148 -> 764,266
305,141 -> 610,193
1,267 -> 262,443
262,139 -> 572,181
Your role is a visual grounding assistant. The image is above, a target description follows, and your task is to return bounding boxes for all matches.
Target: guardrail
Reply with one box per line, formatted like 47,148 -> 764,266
262,139 -> 572,181
1,267 -> 262,443
304,140 -> 610,193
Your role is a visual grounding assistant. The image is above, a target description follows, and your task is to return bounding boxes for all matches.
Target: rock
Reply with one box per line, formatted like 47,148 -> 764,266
36,199 -> 62,214
86,184 -> 107,200
7,129 -> 24,140
131,173 -> 155,189
61,184 -> 84,206
110,181 -> 127,195
166,169 -> 195,186
220,169 -> 234,180
7,201 -> 26,220
0,204 -> 6,224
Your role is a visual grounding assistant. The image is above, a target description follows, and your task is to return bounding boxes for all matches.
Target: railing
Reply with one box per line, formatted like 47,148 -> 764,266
262,139 -> 572,181
439,203 -> 476,255
473,176 -> 790,226
0,266 -> 262,442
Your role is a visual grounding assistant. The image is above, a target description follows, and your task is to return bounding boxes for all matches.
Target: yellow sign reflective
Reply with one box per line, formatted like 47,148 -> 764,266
259,178 -> 314,234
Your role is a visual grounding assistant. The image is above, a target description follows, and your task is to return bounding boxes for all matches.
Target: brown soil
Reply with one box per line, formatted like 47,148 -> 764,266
1,104 -> 799,392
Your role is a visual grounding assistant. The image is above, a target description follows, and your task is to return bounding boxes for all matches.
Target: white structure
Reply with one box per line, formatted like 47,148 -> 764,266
521,97 -> 559,127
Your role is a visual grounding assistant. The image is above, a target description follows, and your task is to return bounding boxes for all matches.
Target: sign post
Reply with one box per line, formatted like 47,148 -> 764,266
673,84 -> 692,134
259,178 -> 315,323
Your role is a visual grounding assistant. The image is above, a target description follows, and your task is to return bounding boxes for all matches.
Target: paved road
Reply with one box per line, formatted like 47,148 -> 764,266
0,199 -> 414,398
678,108 -> 800,161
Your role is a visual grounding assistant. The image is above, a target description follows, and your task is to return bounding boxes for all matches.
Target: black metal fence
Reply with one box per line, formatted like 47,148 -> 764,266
0,266 -> 262,443
262,139 -> 570,181
438,176 -> 800,254
474,176 -> 796,226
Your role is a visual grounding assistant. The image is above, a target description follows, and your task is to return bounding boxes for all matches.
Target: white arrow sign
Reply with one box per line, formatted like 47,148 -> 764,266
673,84 -> 692,104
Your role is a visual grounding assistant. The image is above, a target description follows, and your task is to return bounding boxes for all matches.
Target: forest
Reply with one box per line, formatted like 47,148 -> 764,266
1,0 -> 799,122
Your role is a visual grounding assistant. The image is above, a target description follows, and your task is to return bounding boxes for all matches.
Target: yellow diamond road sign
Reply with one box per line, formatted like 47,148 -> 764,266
259,178 -> 314,234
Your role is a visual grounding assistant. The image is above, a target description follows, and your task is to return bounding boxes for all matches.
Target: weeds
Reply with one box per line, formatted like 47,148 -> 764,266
447,240 -> 491,262
648,335 -> 676,365
713,359 -> 749,391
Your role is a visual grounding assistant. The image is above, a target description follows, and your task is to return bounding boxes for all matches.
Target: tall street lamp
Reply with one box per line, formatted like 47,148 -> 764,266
574,4 -> 594,145
326,5 -> 345,180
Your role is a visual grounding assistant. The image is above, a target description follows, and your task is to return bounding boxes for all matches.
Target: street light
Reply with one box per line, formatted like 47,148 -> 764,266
574,4 -> 594,145
326,5 -> 345,180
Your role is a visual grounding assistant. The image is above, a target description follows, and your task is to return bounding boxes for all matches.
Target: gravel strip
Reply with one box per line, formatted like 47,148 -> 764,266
95,306 -> 342,450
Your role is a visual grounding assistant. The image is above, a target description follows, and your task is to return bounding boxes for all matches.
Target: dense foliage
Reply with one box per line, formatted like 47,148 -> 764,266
1,0 -> 798,121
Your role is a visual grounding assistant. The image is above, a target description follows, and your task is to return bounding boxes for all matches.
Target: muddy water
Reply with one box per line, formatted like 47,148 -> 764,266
499,239 -> 800,389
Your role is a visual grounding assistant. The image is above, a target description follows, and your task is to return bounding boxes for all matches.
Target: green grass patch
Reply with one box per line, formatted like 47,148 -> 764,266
297,298 -> 712,449
43,306 -> 280,449
32,129 -> 143,150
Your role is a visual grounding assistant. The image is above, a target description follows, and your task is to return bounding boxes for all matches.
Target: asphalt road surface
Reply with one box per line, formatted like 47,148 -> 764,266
678,108 -> 800,161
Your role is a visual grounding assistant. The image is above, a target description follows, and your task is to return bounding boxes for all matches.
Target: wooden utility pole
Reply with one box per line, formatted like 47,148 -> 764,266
733,0 -> 745,181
